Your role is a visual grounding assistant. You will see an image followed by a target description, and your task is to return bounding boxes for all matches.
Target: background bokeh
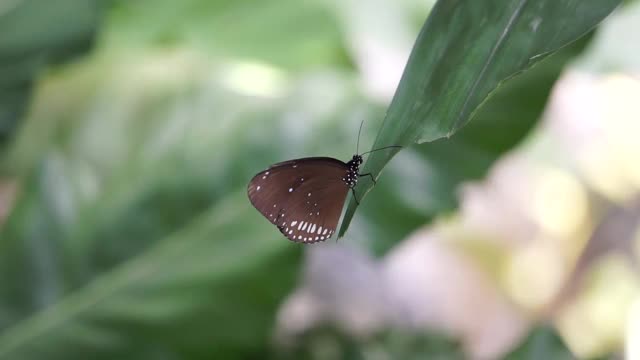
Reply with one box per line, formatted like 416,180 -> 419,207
0,0 -> 639,359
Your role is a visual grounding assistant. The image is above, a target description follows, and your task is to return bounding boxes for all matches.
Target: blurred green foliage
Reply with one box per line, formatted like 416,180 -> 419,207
339,0 -> 621,236
0,0 -> 625,359
0,0 -> 104,148
278,328 -> 465,360
505,326 -> 575,360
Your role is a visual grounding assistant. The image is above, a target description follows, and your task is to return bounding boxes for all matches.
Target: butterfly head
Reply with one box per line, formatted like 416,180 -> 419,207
349,154 -> 363,169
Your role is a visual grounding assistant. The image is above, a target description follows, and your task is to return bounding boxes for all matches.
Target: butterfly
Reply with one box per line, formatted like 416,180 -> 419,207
247,123 -> 400,243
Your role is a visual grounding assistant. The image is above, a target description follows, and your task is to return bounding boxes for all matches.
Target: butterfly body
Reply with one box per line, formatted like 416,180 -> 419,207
247,154 -> 363,243
343,155 -> 363,188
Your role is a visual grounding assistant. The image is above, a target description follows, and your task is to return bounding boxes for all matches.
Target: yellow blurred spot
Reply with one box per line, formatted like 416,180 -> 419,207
532,168 -> 588,237
557,254 -> 640,358
505,240 -> 565,309
221,61 -> 288,97
568,74 -> 640,201
626,297 -> 640,360
581,151 -> 635,201
602,75 -> 640,189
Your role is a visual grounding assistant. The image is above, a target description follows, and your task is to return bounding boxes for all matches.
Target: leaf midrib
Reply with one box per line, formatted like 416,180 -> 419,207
451,0 -> 529,133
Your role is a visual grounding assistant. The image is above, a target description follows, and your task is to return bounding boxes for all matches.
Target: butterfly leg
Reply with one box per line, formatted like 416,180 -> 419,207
359,173 -> 376,185
351,188 -> 360,205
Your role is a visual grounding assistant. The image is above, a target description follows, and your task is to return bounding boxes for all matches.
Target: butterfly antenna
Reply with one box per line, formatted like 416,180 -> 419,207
359,145 -> 402,156
356,120 -> 365,155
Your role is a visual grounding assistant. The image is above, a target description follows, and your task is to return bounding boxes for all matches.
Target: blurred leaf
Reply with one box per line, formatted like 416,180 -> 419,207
0,21 -> 368,357
0,192 -> 300,360
279,327 -> 464,360
0,0 -> 104,150
339,0 -> 621,237
104,0 -> 350,71
505,326 -> 575,360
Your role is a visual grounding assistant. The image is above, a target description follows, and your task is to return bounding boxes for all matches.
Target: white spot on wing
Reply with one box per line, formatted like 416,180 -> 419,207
308,193 -> 311,197
298,222 -> 304,230
291,221 -> 297,226
302,222 -> 308,231
310,224 -> 316,233
298,235 -> 302,240
323,229 -> 328,235
318,226 -> 323,234
289,188 -> 293,192
288,230 -> 293,234
256,186 -> 261,191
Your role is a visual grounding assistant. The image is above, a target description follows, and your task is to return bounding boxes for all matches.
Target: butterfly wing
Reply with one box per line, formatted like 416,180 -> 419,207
247,157 -> 350,243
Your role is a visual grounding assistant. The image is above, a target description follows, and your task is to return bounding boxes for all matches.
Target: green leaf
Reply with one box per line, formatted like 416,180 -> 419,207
0,192 -> 301,360
0,0 -> 103,150
338,0 -> 621,237
280,328 -> 464,360
104,0 -> 347,71
504,326 -> 575,360
353,34 -> 594,254
0,21 -> 368,356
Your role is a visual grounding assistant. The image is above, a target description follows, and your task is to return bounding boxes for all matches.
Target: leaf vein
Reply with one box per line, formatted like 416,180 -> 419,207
452,0 -> 529,132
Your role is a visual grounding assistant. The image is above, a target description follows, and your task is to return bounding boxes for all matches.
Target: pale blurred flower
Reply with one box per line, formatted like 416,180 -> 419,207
275,244 -> 390,342
383,227 -> 528,359
557,255 -> 640,358
548,71 -> 640,201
